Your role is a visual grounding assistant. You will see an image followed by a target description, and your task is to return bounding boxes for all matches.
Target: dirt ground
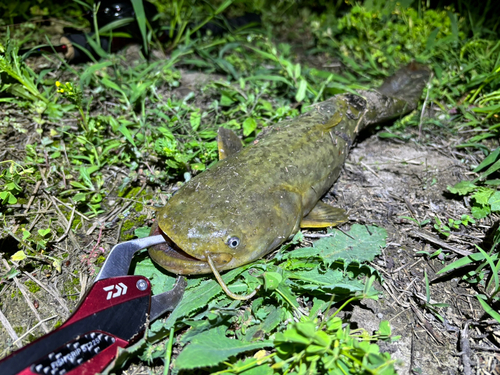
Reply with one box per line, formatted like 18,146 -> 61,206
336,135 -> 500,374
1,50 -> 500,374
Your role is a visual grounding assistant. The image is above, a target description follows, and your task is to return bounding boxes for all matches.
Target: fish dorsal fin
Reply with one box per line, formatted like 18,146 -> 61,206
217,127 -> 243,160
300,201 -> 348,228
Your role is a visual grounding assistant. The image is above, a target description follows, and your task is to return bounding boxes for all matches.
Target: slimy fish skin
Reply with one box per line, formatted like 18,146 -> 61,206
149,64 -> 430,281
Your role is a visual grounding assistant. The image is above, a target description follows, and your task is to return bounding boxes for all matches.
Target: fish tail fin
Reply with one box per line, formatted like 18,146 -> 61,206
357,63 -> 431,128
377,62 -> 431,105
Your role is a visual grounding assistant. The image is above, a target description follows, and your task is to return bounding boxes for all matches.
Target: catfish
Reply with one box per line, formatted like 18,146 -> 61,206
149,63 -> 431,299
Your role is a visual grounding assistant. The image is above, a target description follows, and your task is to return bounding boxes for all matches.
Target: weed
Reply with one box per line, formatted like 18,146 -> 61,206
421,270 -> 449,323
399,216 -> 431,228
437,227 -> 500,323
448,146 -> 500,219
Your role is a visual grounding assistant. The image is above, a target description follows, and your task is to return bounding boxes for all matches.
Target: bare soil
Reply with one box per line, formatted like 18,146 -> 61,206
335,136 -> 500,374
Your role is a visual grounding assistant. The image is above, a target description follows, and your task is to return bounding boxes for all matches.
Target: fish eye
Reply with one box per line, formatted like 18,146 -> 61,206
227,236 -> 240,248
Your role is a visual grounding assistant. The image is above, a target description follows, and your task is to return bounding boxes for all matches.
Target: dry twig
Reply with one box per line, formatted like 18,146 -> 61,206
23,272 -> 69,315
12,315 -> 57,347
410,229 -> 472,256
460,320 -> 473,375
13,278 -> 49,333
0,307 -> 21,348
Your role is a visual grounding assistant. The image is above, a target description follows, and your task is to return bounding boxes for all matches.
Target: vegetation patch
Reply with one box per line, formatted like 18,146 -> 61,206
1,0 -> 500,373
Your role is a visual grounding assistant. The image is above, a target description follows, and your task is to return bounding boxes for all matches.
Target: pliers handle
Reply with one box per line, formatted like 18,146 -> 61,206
0,235 -> 186,375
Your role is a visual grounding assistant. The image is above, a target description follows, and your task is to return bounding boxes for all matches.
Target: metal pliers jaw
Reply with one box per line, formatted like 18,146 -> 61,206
0,235 -> 186,375
95,234 -> 187,321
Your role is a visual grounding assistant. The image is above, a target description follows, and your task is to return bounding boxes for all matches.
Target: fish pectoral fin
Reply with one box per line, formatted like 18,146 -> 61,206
300,201 -> 348,228
218,127 -> 243,160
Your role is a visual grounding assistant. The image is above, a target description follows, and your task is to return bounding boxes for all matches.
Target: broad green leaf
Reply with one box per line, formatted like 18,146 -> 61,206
221,93 -> 235,106
296,320 -> 317,339
134,257 -> 177,296
244,305 -> 283,341
134,226 -> 150,238
38,228 -> 51,237
289,267 -> 344,286
243,118 -> 257,137
191,163 -> 206,171
79,166 -> 94,190
447,11 -> 459,40
313,330 -> 331,347
485,179 -> 500,186
285,224 -> 387,267
263,271 -> 282,290
293,63 -> 301,80
295,79 -> 307,102
102,140 -> 121,155
471,205 -> 490,219
5,180 -> 21,192
0,191 -> 17,204
73,193 -> 88,202
275,329 -> 310,346
52,258 -> 62,273
425,27 -> 441,51
163,266 -> 249,330
129,81 -> 152,105
488,191 -> 500,211
472,188 -> 495,205
11,250 -> 27,261
70,181 -> 87,189
276,283 -> 301,310
288,268 -> 364,293
447,180 -> 477,195
87,165 -> 99,175
376,320 -> 392,336
5,268 -> 20,279
190,111 -> 201,131
175,326 -> 273,370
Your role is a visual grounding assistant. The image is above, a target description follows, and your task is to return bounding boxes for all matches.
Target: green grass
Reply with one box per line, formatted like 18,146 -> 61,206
1,0 -> 500,373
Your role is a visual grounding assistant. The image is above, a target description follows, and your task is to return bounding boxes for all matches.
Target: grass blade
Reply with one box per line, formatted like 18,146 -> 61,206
437,252 -> 498,274
477,295 -> 500,323
475,245 -> 499,292
131,0 -> 148,55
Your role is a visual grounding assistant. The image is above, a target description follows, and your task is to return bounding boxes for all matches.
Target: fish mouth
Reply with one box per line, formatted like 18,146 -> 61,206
147,221 -> 233,275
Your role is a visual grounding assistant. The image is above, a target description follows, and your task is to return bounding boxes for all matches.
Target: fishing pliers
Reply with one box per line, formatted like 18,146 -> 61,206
0,235 -> 186,375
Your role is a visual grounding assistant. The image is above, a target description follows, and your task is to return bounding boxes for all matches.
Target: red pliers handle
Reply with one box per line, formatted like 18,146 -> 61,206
0,235 -> 186,375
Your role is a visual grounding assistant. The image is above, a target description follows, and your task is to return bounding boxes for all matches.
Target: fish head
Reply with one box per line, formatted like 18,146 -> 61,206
148,182 -> 300,275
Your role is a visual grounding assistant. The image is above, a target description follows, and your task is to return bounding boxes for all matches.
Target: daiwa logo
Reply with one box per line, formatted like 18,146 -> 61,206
103,283 -> 128,300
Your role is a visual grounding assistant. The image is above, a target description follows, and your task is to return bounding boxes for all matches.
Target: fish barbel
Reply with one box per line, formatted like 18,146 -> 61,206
148,63 -> 430,297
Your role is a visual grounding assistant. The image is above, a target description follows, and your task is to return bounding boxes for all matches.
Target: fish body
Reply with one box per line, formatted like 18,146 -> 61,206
149,64 -> 430,275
